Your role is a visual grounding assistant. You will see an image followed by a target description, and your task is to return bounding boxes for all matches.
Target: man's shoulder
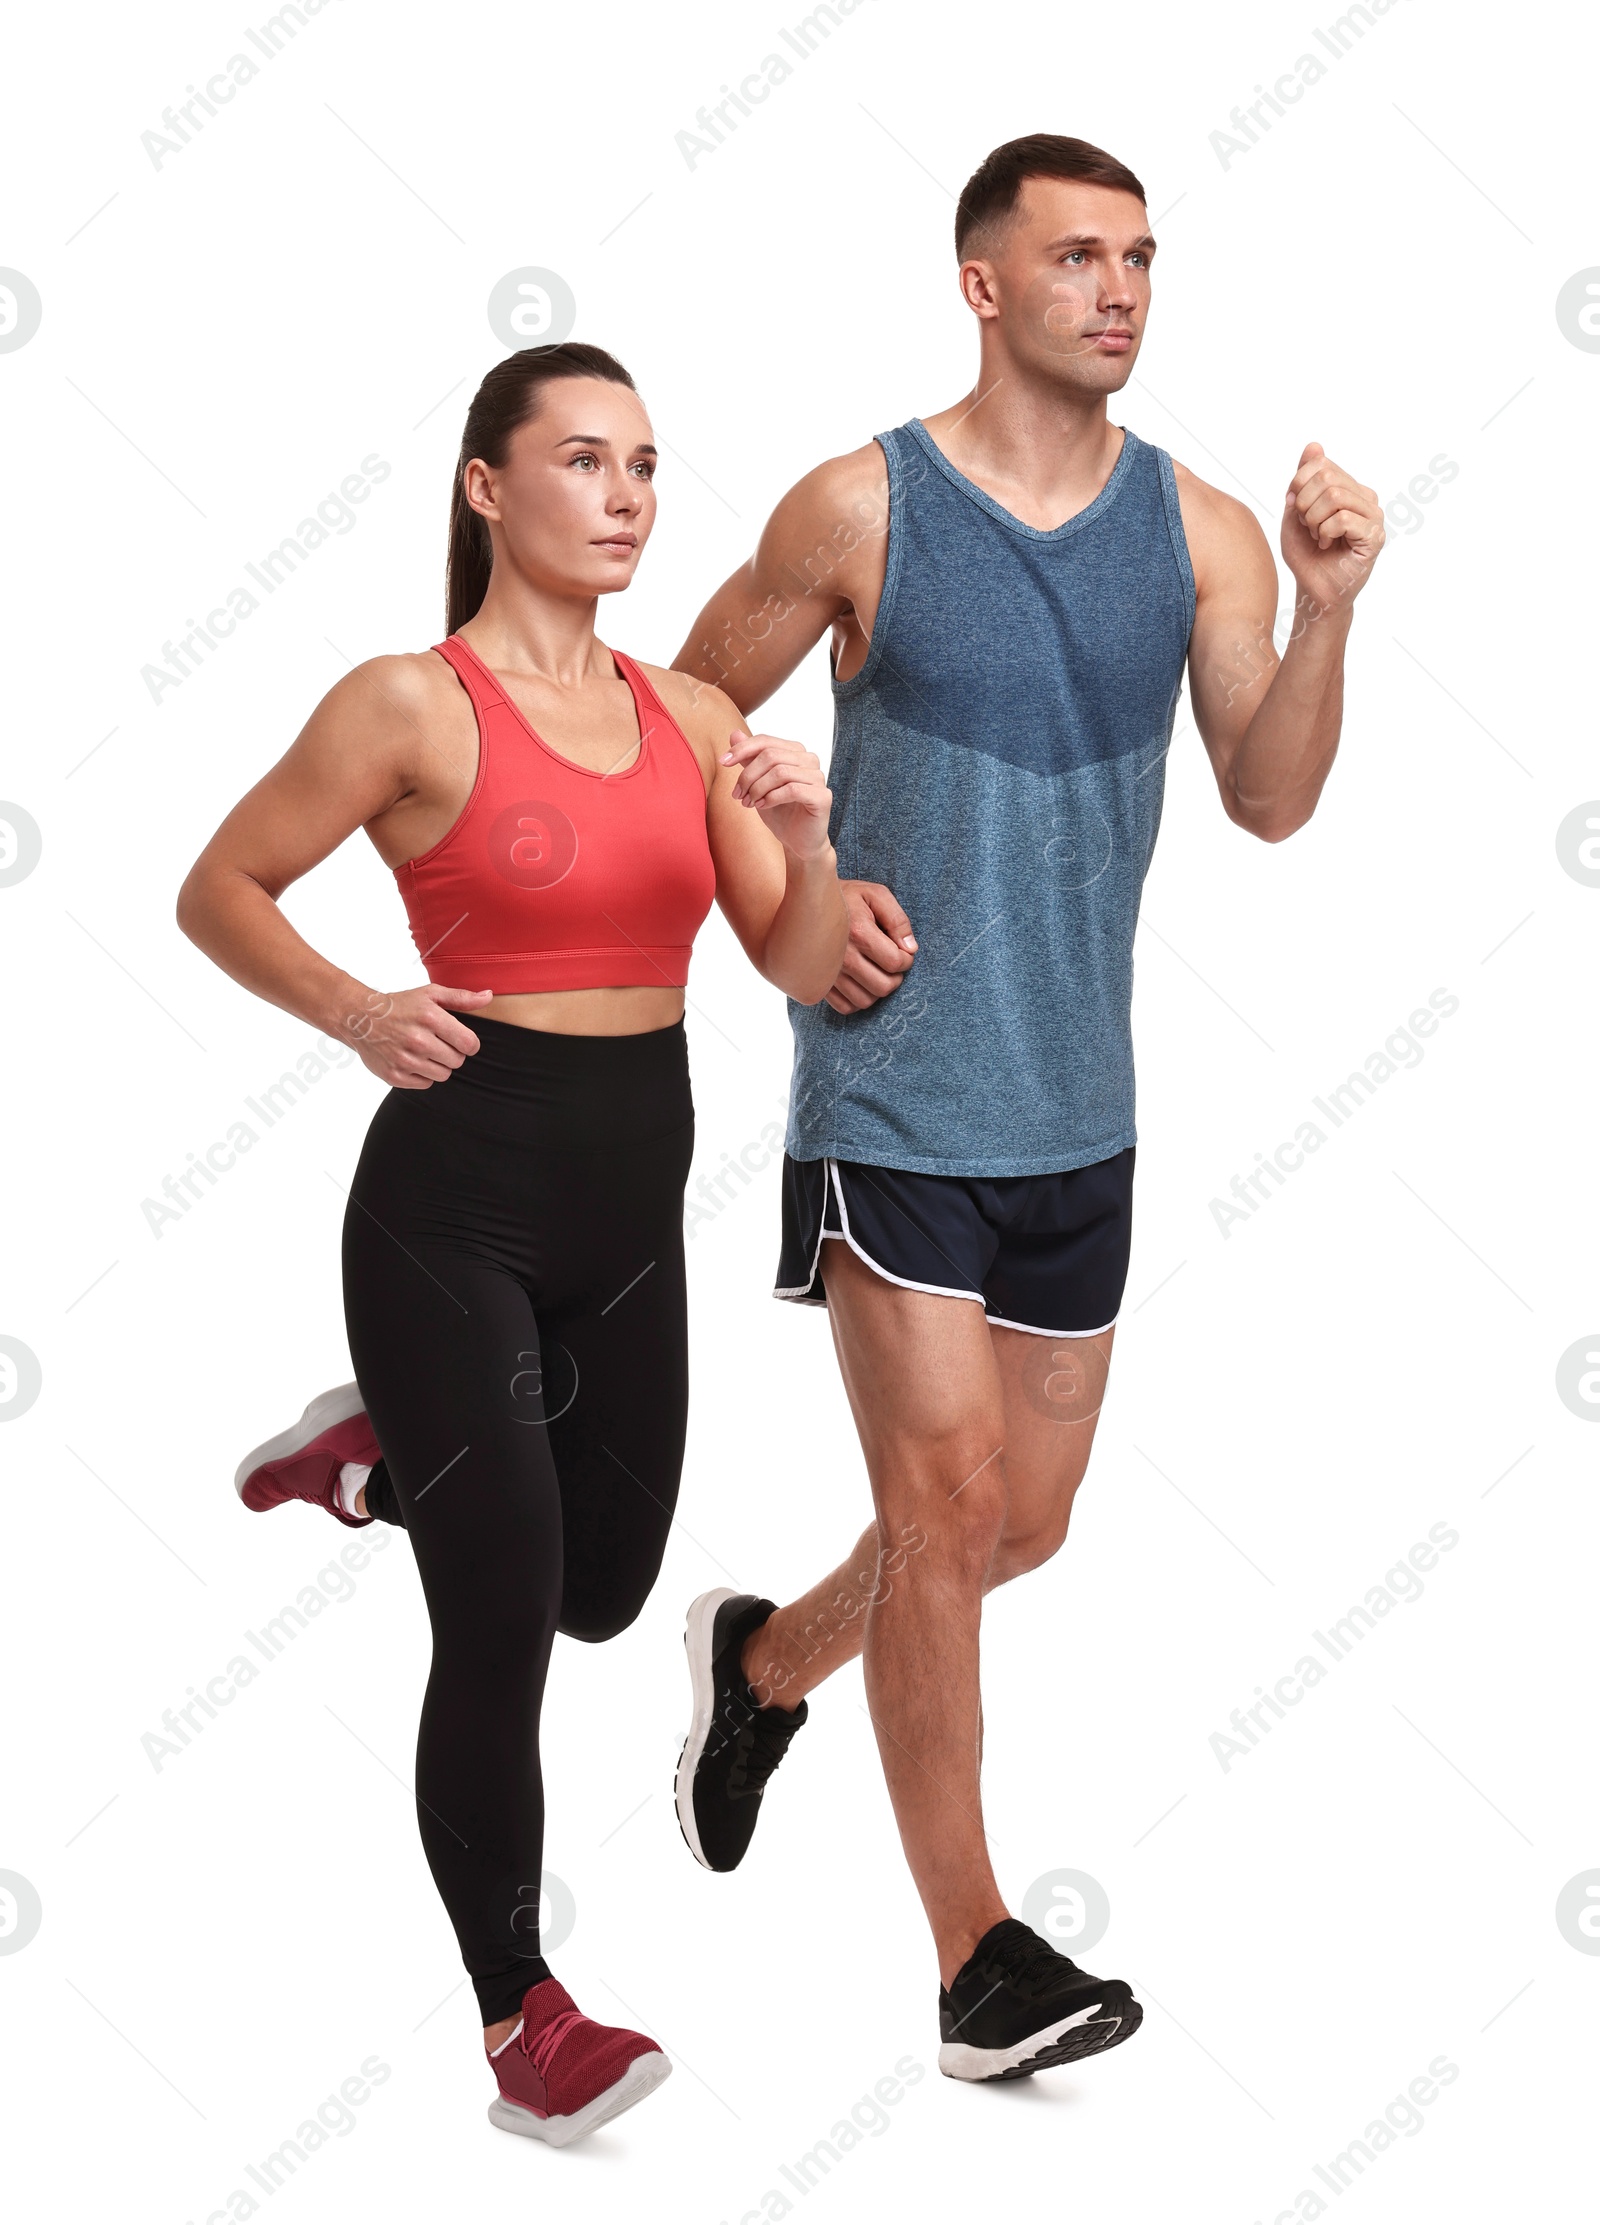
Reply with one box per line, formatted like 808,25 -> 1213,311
1165,453 -> 1273,594
769,438 -> 892,537
1167,453 -> 1262,544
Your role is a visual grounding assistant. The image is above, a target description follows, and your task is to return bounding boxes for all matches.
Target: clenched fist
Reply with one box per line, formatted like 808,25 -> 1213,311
824,881 -> 919,1013
1282,442 -> 1385,607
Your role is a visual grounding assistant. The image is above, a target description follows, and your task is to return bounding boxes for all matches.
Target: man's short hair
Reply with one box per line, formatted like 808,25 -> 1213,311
955,134 -> 1147,259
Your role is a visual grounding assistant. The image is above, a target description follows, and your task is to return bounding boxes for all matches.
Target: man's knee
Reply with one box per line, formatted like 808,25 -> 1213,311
990,1526 -> 1065,1586
881,1444 -> 1008,1581
990,1498 -> 1080,1586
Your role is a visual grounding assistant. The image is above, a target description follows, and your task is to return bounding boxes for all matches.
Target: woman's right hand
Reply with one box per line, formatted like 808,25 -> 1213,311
344,984 -> 496,1088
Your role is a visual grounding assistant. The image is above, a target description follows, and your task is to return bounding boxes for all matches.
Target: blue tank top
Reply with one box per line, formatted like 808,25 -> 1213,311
786,418 -> 1195,1177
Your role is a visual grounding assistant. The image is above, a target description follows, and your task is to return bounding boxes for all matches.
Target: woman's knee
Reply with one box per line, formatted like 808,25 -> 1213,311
421,1526 -> 562,1664
557,1578 -> 652,1645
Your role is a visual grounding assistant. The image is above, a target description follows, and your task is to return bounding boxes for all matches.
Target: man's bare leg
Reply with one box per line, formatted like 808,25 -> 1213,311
742,1311 -> 1112,1711
740,1518 -> 884,1708
741,1239 -> 1114,1984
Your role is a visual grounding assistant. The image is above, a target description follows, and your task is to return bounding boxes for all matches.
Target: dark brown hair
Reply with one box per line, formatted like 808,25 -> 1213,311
955,134 -> 1147,259
445,342 -> 638,634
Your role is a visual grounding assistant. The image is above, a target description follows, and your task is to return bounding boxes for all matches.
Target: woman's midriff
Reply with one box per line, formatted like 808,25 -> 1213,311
482,985 -> 687,1037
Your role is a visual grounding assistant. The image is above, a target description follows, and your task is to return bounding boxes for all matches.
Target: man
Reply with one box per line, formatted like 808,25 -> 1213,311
671,131 -> 1383,2082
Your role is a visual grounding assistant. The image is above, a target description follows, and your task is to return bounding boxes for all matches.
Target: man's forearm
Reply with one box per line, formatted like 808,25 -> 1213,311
1227,596 -> 1353,841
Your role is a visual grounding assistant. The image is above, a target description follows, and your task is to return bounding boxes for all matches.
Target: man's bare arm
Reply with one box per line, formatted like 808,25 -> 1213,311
672,439 -> 919,1011
671,442 -> 890,715
1180,443 -> 1384,843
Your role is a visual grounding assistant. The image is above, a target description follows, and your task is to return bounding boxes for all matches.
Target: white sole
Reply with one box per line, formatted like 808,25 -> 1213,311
488,2048 -> 671,2145
939,2001 -> 1120,2082
673,1586 -> 739,1870
233,1382 -> 366,1497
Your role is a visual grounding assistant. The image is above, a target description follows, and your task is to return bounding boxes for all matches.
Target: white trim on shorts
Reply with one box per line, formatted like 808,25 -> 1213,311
770,1154 -> 834,1303
826,1157 -> 987,1308
985,1312 -> 1120,1339
774,1160 -> 1122,1337
775,1156 -> 979,1308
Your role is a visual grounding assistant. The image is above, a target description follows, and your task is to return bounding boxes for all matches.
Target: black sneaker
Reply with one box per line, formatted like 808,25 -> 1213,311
674,1588 -> 808,1872
938,1918 -> 1141,2081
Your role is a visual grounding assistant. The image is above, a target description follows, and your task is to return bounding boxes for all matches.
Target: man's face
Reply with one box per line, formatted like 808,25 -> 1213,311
963,177 -> 1155,394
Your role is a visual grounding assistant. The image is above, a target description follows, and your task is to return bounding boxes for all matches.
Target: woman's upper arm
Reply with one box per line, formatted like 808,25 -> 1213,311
652,671 -> 790,963
184,657 -> 423,900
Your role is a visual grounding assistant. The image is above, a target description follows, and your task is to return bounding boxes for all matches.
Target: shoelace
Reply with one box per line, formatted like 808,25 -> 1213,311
731,1709 -> 799,1796
976,1930 -> 1083,2001
525,2006 -> 588,2081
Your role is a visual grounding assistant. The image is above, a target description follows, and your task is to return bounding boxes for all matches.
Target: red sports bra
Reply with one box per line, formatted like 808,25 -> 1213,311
395,635 -> 717,993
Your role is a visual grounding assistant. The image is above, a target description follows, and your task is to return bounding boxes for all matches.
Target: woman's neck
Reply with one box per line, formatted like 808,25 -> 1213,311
462,581 -> 607,687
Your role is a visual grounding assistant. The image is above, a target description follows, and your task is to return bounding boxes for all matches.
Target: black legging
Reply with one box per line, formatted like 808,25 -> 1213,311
341,1014 -> 693,2025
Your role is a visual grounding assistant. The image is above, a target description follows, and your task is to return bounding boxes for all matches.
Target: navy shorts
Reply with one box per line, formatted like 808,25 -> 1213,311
774,1148 -> 1135,1337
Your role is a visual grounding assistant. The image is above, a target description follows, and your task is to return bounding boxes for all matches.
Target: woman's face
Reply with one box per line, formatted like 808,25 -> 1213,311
464,376 -> 658,599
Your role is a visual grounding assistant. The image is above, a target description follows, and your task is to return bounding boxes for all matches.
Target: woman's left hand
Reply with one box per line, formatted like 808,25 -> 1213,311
721,732 -> 834,859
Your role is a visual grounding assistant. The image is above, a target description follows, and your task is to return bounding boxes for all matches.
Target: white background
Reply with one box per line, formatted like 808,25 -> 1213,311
2,0 -> 1595,2218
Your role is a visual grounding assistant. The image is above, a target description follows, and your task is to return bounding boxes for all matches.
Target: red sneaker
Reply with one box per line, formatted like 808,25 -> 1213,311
487,1977 -> 671,2145
233,1384 -> 378,1528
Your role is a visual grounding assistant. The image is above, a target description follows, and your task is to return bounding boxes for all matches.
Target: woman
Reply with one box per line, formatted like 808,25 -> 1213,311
177,343 -> 847,2146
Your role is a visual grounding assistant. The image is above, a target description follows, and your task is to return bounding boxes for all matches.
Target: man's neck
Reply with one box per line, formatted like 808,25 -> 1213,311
920,363 -> 1123,534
